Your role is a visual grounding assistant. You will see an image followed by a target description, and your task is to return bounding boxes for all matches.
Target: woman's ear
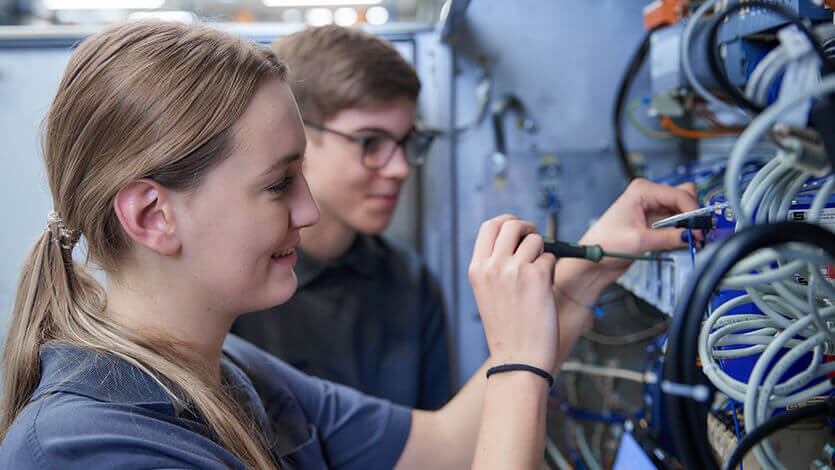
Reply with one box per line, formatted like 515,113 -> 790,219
114,179 -> 181,256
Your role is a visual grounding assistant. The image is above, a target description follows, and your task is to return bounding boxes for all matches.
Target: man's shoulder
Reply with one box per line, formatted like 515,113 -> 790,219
370,235 -> 425,275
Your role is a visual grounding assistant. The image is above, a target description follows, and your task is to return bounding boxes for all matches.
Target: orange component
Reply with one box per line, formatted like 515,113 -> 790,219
643,0 -> 688,30
824,0 -> 835,9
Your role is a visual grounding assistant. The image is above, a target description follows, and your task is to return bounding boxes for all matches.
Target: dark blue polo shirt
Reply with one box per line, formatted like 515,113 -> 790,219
0,334 -> 412,469
232,235 -> 452,410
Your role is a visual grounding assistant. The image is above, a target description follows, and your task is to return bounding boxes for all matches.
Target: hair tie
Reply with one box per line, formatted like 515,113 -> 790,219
46,211 -> 80,250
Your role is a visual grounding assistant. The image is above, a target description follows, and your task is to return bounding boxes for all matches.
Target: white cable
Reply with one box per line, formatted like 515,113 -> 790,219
777,171 -> 812,220
710,321 -> 781,343
573,422 -> 601,470
771,277 -> 813,314
809,271 -> 835,345
756,342 -> 824,427
737,159 -> 781,226
768,366 -> 835,408
763,169 -> 803,223
728,247 -> 785,275
753,336 -> 828,469
742,161 -> 793,230
746,46 -> 786,105
742,158 -> 782,208
725,75 -> 835,229
545,435 -> 572,470
712,345 -> 768,360
714,334 -> 801,347
711,314 -> 780,328
744,306 -> 835,469
700,295 -> 763,400
747,289 -> 803,327
699,294 -> 822,400
720,260 -> 807,289
560,362 -> 652,384
729,246 -> 835,275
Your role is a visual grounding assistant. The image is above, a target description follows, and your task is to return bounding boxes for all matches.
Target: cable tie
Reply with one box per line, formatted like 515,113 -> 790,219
660,380 -> 711,402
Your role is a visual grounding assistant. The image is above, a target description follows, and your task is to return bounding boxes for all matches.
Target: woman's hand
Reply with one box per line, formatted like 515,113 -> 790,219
468,215 -> 558,373
577,178 -> 701,287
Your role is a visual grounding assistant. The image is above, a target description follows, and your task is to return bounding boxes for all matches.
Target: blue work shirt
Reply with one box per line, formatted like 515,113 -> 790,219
0,334 -> 412,469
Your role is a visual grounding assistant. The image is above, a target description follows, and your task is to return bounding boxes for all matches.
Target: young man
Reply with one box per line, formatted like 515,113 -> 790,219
231,25 -> 451,409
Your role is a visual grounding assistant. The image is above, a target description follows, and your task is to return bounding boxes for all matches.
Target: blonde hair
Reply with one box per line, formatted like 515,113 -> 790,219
1,21 -> 287,469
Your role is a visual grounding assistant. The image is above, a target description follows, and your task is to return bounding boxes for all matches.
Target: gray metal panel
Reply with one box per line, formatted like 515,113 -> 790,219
413,29 -> 460,385
423,0 -> 687,386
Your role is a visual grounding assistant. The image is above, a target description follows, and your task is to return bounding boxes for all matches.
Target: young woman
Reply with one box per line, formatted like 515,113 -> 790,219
0,21 -> 699,469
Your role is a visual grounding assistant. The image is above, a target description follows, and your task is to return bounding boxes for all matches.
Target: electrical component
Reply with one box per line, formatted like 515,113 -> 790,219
643,0 -> 688,30
707,410 -> 741,464
774,124 -> 832,177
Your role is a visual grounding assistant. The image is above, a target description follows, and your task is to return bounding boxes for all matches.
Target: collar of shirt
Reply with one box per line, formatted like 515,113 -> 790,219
295,234 -> 386,288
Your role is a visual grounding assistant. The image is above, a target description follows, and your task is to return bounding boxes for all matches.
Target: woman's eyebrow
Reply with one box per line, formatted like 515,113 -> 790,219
259,153 -> 302,177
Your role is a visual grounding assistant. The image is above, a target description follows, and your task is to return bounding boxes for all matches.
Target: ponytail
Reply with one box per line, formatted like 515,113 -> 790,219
1,218 -> 103,439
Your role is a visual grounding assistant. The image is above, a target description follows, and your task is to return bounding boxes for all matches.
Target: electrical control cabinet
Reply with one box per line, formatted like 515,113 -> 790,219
650,0 -> 832,97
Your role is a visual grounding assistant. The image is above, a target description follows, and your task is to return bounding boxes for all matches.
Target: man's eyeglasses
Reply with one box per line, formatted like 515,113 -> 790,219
303,121 -> 436,169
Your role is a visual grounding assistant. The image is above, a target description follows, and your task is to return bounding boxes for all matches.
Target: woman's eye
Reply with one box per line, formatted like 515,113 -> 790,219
267,176 -> 294,194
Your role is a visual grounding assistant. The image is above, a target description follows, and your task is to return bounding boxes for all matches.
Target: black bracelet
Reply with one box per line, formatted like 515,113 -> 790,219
486,363 -> 554,388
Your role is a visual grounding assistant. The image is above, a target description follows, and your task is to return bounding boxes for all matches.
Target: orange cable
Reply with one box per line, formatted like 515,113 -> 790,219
660,116 -> 745,139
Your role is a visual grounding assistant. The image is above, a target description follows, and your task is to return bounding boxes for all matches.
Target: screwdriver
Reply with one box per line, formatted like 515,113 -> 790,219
542,239 -> 671,262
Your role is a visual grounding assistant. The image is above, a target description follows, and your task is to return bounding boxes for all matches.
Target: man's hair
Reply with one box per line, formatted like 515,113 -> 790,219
272,25 -> 421,123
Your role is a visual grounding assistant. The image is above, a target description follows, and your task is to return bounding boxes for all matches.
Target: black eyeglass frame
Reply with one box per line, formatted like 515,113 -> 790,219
303,120 -> 435,168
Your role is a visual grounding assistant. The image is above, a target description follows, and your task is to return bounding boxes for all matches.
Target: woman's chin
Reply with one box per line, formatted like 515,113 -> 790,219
265,274 -> 299,307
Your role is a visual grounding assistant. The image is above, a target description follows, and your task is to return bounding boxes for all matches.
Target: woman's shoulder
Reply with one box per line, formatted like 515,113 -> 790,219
0,342 -> 243,469
1,390 -> 239,469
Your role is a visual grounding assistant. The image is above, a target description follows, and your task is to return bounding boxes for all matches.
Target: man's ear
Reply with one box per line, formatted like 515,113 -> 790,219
114,179 -> 181,256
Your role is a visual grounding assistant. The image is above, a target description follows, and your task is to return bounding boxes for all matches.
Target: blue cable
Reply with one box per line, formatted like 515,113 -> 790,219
549,389 -> 643,424
729,398 -> 744,470
687,229 -> 696,267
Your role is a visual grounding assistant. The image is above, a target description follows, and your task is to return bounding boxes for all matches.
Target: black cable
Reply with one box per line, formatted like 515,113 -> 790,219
706,0 -> 835,114
613,29 -> 655,182
723,398 -> 835,470
664,222 -> 835,469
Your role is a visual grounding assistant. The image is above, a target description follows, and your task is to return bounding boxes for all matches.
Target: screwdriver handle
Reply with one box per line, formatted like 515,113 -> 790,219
542,240 -> 603,262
